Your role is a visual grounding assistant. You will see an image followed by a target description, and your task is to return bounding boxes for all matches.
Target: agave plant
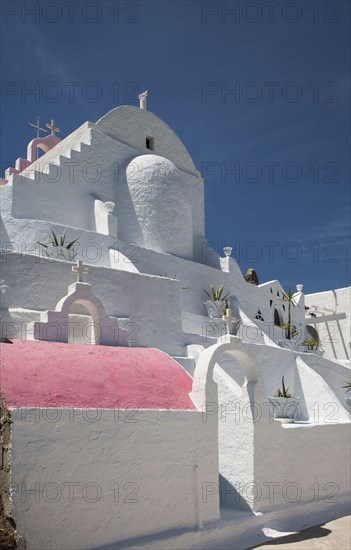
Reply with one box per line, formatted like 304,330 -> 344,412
275,376 -> 293,398
280,322 -> 300,340
37,230 -> 80,261
302,338 -> 322,351
204,284 -> 229,303
342,381 -> 351,393
280,288 -> 299,340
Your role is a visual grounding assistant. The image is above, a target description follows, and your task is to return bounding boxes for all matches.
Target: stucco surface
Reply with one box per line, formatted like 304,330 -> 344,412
0,340 -> 195,409
10,407 -> 219,550
0,252 -> 185,356
126,155 -> 193,258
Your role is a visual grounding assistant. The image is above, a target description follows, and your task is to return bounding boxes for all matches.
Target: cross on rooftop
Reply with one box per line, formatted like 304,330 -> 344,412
72,260 -> 88,283
46,119 -> 60,136
28,116 -> 48,138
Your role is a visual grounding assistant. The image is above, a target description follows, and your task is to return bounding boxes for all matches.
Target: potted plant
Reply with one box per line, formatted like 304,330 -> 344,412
281,288 -> 299,339
342,381 -> 351,411
302,338 -> 324,356
37,230 -> 80,262
268,376 -> 300,422
277,288 -> 301,350
278,323 -> 301,350
204,284 -> 229,319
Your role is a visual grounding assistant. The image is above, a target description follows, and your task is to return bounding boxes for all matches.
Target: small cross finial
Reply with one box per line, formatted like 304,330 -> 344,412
222,304 -> 234,334
46,118 -> 60,136
72,260 -> 88,282
28,116 -> 48,138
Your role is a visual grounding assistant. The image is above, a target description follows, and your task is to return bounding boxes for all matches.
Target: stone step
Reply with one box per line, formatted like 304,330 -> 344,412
21,137 -> 92,178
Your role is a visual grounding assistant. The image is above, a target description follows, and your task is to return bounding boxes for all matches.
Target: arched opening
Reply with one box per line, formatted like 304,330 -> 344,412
36,147 -> 48,159
191,341 -> 262,514
306,325 -> 319,341
34,142 -> 52,161
214,352 -> 255,512
68,301 -> 100,344
274,308 -> 282,326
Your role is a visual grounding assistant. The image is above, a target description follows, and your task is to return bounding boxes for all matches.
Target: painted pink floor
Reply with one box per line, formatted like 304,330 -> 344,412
0,340 -> 196,410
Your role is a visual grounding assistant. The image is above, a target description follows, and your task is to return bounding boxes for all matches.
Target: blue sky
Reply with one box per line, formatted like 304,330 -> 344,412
1,0 -> 350,293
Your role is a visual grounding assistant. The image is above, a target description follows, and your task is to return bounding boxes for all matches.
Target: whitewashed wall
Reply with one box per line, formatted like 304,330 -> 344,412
0,252 -> 185,356
10,408 -> 219,550
193,339 -> 351,516
95,106 -> 198,176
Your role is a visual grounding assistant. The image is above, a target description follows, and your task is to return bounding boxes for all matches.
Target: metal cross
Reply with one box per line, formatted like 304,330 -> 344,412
46,119 -> 60,136
72,260 -> 88,283
28,116 -> 48,138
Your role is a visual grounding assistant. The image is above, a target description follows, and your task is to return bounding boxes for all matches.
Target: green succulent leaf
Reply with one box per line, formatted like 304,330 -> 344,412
50,229 -> 59,247
204,284 -> 230,303
66,237 -> 80,250
275,376 -> 293,398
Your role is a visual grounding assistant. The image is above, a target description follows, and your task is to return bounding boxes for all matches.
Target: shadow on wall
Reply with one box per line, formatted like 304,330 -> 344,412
219,473 -> 255,514
114,156 -> 144,247
89,526 -> 199,550
248,524 -> 332,549
0,215 -> 10,247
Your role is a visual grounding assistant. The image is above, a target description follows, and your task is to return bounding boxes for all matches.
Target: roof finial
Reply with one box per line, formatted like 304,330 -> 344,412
138,90 -> 148,111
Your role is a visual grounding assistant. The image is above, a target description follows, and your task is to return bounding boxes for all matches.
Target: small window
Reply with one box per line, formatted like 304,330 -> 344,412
255,309 -> 264,322
146,135 -> 154,150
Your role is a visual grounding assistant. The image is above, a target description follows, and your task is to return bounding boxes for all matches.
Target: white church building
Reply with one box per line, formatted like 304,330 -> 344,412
0,94 -> 350,550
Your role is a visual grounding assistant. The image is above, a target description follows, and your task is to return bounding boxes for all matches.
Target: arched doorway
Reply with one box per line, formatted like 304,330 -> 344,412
191,339 -> 267,514
274,308 -> 282,326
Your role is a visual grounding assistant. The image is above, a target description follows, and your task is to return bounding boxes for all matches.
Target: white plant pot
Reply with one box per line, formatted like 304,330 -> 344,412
204,300 -> 225,319
277,339 -> 300,351
268,397 -> 301,422
345,397 -> 351,412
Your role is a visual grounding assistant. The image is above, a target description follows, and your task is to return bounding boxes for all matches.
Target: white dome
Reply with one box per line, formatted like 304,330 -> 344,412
126,155 -> 193,258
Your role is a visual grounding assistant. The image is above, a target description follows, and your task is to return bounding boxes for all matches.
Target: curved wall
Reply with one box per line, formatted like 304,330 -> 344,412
125,154 -> 193,258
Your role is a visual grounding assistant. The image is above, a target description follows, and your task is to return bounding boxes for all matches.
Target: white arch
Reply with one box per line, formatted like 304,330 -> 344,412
191,338 -> 263,410
191,337 -> 275,512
